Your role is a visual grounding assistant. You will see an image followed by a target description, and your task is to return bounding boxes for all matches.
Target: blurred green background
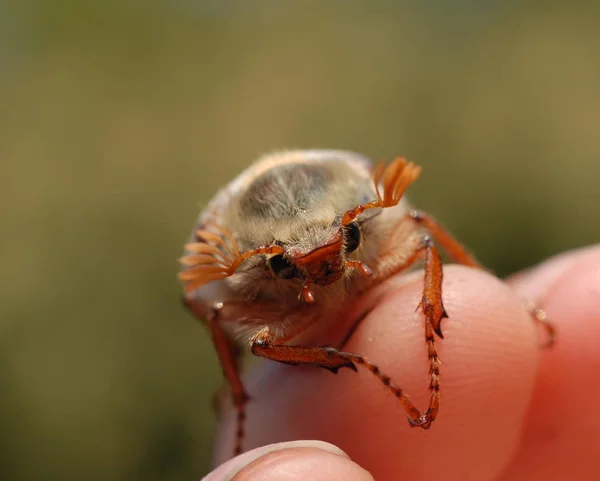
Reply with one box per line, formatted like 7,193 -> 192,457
1,1 -> 598,480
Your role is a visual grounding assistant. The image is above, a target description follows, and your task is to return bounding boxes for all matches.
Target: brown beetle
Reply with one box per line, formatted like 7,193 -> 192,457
178,150 -> 554,456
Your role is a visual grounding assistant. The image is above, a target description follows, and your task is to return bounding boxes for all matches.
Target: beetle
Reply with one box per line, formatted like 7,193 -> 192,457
178,150 -> 554,456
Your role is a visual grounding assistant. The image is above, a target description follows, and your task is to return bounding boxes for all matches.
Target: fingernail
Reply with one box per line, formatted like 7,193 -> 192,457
202,440 -> 349,481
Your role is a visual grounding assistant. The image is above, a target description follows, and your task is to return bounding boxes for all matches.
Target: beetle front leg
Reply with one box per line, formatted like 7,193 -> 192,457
407,209 -> 555,347
183,298 -> 249,456
526,301 -> 556,348
407,210 -> 481,267
250,328 -> 426,424
210,318 -> 249,457
365,234 -> 447,428
402,236 -> 446,428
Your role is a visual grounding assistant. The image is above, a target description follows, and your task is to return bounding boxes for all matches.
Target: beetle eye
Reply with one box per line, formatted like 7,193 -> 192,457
344,222 -> 361,253
268,254 -> 297,279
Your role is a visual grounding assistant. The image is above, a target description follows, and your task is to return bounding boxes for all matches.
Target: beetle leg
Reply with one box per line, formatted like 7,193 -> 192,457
407,236 -> 445,428
209,314 -> 249,457
407,209 -> 555,347
183,299 -> 249,456
360,234 -> 446,427
526,301 -> 556,348
209,342 -> 243,416
182,296 -> 241,415
407,210 -> 481,267
250,329 -> 424,424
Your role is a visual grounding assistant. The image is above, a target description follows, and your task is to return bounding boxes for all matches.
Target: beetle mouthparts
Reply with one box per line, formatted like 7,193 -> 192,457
300,284 -> 316,303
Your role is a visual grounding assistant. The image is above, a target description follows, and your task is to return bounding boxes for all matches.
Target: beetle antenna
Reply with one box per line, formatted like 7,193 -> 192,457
179,224 -> 284,292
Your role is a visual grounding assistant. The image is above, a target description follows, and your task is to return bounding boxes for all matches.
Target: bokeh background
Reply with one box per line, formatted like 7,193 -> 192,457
1,1 -> 598,480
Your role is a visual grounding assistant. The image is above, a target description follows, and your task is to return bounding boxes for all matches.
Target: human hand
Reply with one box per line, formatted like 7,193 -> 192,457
204,245 -> 600,481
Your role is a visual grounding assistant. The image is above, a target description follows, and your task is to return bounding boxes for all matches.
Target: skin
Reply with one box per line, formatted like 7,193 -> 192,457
203,245 -> 600,481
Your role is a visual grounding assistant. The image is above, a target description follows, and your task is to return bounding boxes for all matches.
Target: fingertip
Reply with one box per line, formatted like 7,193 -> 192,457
232,447 -> 374,481
204,441 -> 372,481
502,245 -> 600,481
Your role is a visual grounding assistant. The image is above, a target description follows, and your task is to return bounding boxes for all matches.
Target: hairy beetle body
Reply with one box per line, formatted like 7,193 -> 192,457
178,149 -> 554,456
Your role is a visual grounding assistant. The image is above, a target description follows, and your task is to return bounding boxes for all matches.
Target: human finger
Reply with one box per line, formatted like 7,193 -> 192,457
501,245 -> 600,481
203,440 -> 373,481
214,265 -> 539,481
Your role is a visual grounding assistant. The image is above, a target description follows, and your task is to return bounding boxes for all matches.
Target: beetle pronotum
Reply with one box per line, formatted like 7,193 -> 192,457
178,150 -> 554,456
